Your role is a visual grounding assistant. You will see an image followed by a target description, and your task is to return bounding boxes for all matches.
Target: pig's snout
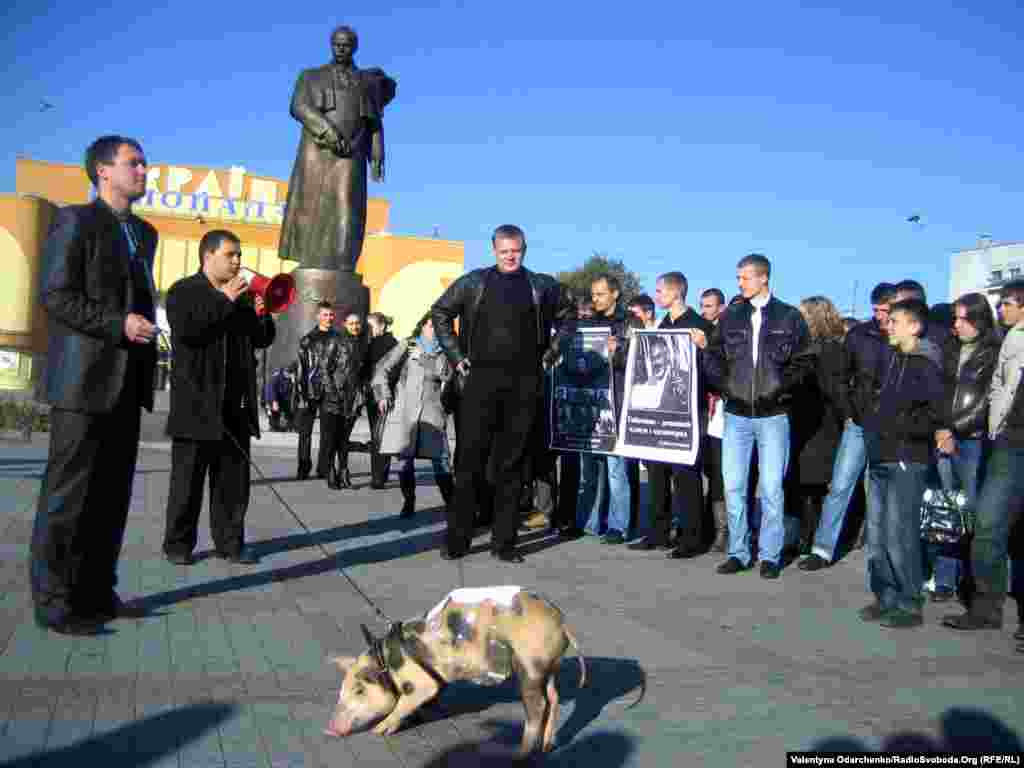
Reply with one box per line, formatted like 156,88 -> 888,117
324,719 -> 351,738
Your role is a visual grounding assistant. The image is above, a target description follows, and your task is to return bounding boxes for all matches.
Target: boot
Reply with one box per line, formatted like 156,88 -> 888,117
400,471 -> 416,518
800,496 -> 822,556
297,460 -> 312,481
710,501 -> 728,553
437,474 -> 454,507
337,455 -> 352,489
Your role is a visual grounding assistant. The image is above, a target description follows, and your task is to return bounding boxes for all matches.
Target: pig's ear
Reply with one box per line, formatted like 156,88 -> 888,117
328,655 -> 358,673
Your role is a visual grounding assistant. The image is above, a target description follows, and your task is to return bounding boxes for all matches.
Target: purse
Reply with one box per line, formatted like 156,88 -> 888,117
919,487 -> 971,545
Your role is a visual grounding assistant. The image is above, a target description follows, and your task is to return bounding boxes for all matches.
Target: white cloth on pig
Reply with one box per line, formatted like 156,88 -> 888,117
425,586 -> 523,622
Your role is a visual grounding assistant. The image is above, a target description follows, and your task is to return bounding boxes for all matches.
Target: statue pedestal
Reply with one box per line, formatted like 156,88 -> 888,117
265,269 -> 370,372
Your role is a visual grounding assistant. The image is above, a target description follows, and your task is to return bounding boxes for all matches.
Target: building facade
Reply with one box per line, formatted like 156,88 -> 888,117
0,157 -> 464,390
949,237 -> 1024,310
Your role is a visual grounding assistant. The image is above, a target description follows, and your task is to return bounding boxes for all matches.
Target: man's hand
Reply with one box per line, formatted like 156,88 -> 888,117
456,359 -> 471,377
936,428 -> 956,455
253,294 -> 266,316
124,313 -> 156,344
687,328 -> 708,350
222,273 -> 248,303
315,126 -> 340,150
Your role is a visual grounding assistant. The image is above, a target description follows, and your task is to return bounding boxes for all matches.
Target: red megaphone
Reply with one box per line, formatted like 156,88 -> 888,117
240,268 -> 297,316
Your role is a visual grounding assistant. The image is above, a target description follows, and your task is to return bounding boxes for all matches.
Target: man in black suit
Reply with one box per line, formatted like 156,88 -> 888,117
30,135 -> 158,635
162,230 -> 276,566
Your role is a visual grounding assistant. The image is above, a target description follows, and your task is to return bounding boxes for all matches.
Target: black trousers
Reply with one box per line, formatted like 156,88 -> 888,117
30,383 -> 141,625
164,418 -> 251,557
296,402 -> 333,476
554,452 -> 581,529
366,396 -> 391,485
448,369 -> 539,553
648,456 -> 705,549
322,411 -> 354,475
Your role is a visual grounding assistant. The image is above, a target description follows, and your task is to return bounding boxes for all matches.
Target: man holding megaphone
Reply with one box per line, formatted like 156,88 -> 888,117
161,229 -> 276,566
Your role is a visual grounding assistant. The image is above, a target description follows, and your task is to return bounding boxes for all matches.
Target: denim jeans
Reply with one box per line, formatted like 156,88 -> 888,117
969,443 -> 1024,614
722,412 -> 789,566
578,454 -> 630,535
866,461 -> 927,614
812,420 -> 866,562
926,438 -> 986,592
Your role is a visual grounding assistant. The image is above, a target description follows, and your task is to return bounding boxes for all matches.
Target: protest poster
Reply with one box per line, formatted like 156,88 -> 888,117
549,325 -> 618,454
615,329 -> 699,465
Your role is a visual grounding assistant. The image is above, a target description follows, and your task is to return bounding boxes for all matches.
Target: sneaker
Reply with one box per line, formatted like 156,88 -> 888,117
930,589 -> 956,603
797,554 -> 830,572
857,602 -> 887,622
716,557 -> 747,574
603,531 -> 625,545
922,575 -> 937,595
880,609 -> 923,629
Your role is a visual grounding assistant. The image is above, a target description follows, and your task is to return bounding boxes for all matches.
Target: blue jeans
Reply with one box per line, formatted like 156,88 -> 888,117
812,420 -> 866,562
926,439 -> 986,592
578,454 -> 630,536
969,443 -> 1024,616
722,413 -> 789,566
866,461 -> 927,614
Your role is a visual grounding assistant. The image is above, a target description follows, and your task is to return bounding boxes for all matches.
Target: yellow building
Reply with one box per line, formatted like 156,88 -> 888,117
0,157 -> 464,390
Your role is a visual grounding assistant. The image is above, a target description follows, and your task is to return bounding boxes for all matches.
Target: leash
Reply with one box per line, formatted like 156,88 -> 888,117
157,328 -> 396,630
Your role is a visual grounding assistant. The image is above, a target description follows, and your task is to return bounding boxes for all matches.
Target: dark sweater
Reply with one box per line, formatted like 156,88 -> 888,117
472,268 -> 537,373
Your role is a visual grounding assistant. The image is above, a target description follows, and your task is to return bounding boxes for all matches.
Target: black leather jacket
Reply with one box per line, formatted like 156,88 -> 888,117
841,318 -> 893,426
321,333 -> 365,416
942,336 -> 999,439
703,296 -> 814,418
431,266 -> 576,369
296,327 -> 339,405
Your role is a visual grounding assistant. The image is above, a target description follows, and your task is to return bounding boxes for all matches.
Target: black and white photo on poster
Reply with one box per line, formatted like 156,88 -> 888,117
549,326 -> 617,454
615,329 -> 699,464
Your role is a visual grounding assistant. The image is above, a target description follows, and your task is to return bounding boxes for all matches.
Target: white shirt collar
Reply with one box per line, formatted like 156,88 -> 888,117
750,292 -> 772,310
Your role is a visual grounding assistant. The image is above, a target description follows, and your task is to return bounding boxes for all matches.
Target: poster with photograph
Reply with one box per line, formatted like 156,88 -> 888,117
549,326 -> 618,454
615,329 -> 699,465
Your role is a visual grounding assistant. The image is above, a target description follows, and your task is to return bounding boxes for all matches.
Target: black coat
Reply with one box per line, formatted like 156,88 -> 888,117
321,333 -> 365,416
788,338 -> 845,486
38,200 -> 157,413
431,266 -> 576,369
165,272 -> 275,441
841,318 -> 893,426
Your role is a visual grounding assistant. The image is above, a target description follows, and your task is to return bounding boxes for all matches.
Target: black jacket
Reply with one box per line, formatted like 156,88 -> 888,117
321,332 -> 365,416
165,272 -> 275,441
38,200 -> 158,413
431,266 -> 576,370
789,338 -> 846,486
841,318 -> 893,426
941,335 -> 999,439
703,296 -> 814,418
863,339 -> 945,466
296,327 -> 339,406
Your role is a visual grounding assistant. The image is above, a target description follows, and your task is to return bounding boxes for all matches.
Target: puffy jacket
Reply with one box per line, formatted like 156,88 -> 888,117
863,338 -> 945,466
840,318 -> 893,426
296,327 -> 339,405
431,266 -> 576,369
703,296 -> 814,418
942,336 -> 999,439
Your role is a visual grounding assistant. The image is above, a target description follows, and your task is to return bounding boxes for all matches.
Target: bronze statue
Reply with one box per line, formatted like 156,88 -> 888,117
278,26 -> 396,272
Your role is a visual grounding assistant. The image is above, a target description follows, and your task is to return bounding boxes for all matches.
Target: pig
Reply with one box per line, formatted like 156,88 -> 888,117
325,585 -> 586,754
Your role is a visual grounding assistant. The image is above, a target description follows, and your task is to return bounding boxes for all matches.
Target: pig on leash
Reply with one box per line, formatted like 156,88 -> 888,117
325,585 -> 587,754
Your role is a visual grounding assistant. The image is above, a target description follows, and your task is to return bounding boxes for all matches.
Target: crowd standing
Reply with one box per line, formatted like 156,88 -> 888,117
26,136 -> 1024,657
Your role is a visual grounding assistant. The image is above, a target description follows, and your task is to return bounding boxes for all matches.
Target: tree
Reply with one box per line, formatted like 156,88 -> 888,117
556,253 -> 643,306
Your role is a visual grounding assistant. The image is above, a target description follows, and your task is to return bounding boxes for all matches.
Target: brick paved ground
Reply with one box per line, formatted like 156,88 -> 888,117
1,422 -> 1022,767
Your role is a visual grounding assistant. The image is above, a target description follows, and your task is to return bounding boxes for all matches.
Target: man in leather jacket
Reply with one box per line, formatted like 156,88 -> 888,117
695,254 -> 814,579
295,302 -> 340,479
320,312 -> 366,489
431,224 -> 575,562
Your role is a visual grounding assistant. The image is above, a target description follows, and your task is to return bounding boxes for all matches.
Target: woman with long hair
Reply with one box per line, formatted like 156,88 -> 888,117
372,312 -> 454,517
791,296 -> 847,569
929,292 -> 1001,601
364,312 -> 398,488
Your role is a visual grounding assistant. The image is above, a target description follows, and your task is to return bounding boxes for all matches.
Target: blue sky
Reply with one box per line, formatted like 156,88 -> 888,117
5,1 -> 1023,315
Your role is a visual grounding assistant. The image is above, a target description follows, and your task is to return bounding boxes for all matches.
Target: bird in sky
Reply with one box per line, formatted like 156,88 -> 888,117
39,100 -> 55,112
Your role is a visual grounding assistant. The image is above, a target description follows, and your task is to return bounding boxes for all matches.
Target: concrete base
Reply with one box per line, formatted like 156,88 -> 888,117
264,268 -> 370,372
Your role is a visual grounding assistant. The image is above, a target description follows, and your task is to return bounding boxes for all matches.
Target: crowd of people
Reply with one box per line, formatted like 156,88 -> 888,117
26,136 -> 1023,658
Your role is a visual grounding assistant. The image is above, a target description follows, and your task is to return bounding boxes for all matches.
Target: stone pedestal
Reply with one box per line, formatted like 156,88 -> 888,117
265,268 -> 370,373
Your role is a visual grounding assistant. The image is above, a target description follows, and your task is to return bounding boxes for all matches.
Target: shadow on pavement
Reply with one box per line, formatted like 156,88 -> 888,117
0,702 -> 235,767
415,723 -> 636,767
810,706 -> 1023,753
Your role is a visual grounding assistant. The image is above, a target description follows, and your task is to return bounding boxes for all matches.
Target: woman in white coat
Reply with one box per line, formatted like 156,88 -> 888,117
372,313 -> 454,517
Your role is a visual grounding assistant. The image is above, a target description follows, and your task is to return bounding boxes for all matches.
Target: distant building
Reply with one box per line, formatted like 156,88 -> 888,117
950,237 -> 1024,310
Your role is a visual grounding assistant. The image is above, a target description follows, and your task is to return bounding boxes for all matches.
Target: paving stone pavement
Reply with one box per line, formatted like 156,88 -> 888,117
1,431 -> 1022,767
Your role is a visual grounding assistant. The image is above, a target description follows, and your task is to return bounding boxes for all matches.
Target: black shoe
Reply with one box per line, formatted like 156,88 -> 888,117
858,602 -> 887,622
491,549 -> 525,564
760,561 -> 781,579
213,547 -> 260,565
798,554 -> 830,572
44,616 -> 105,636
930,589 -> 956,603
297,462 -> 311,481
557,526 -> 585,540
628,537 -> 670,551
165,552 -> 195,566
1015,624 -> 1024,641
716,557 -> 747,574
668,544 -> 702,559
941,613 -> 1002,631
880,609 -> 923,629
440,546 -> 468,561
